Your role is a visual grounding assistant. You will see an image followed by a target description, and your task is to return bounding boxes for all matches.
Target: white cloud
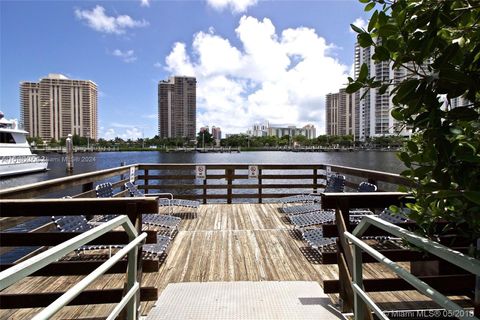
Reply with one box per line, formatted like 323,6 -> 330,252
100,124 -> 144,140
142,114 -> 157,119
164,16 -> 349,135
75,5 -> 148,34
153,62 -> 162,68
206,0 -> 258,13
140,0 -> 150,7
112,49 -> 137,63
165,43 -> 196,76
350,17 -> 368,33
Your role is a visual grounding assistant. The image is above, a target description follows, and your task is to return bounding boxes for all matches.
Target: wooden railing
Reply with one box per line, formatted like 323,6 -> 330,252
320,192 -> 478,318
0,163 -> 411,203
0,198 -> 159,312
137,163 -> 413,204
0,165 -> 134,199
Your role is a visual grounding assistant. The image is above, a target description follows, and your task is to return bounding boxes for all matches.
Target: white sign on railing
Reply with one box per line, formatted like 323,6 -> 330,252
248,165 -> 258,178
129,167 -> 135,183
196,165 -> 206,179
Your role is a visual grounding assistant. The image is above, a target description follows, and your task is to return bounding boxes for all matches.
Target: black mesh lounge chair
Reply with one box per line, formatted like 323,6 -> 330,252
289,210 -> 373,229
52,215 -> 171,258
301,208 -> 411,252
125,182 -> 200,213
95,182 -> 115,198
282,203 -> 322,215
280,175 -> 346,207
92,183 -> 119,223
283,180 -> 377,216
302,229 -> 336,250
96,182 -> 180,234
357,181 -> 377,192
52,215 -> 123,254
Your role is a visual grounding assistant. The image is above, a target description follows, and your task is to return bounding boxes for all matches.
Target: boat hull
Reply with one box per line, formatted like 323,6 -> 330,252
0,156 -> 48,177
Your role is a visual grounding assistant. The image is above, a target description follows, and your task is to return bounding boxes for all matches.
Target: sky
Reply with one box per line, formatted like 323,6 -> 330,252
0,0 -> 370,140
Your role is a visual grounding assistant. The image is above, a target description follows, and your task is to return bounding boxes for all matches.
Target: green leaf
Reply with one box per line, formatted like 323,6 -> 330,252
358,33 -> 374,47
368,11 -> 378,32
345,82 -> 363,94
378,84 -> 389,95
413,166 -> 432,179
385,39 -> 400,51
350,24 -> 364,34
407,140 -> 419,153
464,192 -> 480,205
391,108 -> 403,121
358,63 -> 368,81
365,2 -> 375,12
447,107 -> 478,121
372,46 -> 390,61
394,79 -> 419,104
378,11 -> 388,26
378,24 -> 398,37
398,152 -> 411,166
359,0 -> 370,3
439,68 -> 469,85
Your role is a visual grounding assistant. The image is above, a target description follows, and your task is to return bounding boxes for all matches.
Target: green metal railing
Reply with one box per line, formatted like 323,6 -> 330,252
344,215 -> 480,320
0,215 -> 147,320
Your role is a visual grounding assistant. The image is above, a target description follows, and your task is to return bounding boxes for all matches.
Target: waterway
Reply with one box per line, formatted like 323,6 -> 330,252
0,151 -> 404,190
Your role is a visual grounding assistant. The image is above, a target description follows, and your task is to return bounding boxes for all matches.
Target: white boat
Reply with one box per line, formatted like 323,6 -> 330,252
0,112 -> 48,177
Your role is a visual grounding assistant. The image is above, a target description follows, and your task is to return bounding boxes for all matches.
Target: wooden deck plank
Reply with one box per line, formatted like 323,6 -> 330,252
1,203 -> 472,319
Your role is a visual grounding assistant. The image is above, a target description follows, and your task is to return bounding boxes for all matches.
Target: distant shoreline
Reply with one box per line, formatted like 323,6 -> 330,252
33,147 -> 401,154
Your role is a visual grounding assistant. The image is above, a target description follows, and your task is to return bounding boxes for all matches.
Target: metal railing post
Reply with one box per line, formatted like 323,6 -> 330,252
126,227 -> 139,320
352,244 -> 365,320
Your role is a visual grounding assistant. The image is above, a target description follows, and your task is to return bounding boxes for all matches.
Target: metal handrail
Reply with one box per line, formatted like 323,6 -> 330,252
344,215 -> 480,320
0,215 -> 146,320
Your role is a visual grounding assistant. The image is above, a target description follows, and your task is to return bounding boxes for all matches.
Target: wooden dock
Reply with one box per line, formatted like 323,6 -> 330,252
1,203 -> 469,319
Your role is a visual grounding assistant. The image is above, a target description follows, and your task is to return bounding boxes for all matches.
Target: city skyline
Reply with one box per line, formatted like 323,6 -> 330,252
1,0 -> 370,139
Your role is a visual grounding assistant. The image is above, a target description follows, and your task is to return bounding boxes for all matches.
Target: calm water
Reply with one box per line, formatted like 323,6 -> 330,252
0,151 -> 404,190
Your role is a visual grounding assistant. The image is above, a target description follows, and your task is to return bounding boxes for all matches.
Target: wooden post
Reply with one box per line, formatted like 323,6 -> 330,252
144,169 -> 149,194
203,179 -> 207,204
337,246 -> 354,312
258,168 -> 262,204
120,162 -> 126,192
226,168 -> 233,204
313,168 -> 318,193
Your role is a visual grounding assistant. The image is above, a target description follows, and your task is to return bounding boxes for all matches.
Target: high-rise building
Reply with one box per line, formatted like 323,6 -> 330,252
354,42 -> 411,141
211,126 -> 222,140
20,74 -> 98,141
246,121 -> 315,139
301,124 -> 316,139
325,88 -> 356,137
158,76 -> 196,139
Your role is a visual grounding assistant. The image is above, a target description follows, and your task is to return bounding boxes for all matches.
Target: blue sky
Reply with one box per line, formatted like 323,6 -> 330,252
1,0 -> 369,139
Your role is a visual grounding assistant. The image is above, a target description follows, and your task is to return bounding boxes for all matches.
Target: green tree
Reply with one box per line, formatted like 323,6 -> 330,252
27,136 -> 44,146
197,130 -> 214,147
49,138 -> 59,147
348,0 -> 480,250
293,134 -> 308,146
